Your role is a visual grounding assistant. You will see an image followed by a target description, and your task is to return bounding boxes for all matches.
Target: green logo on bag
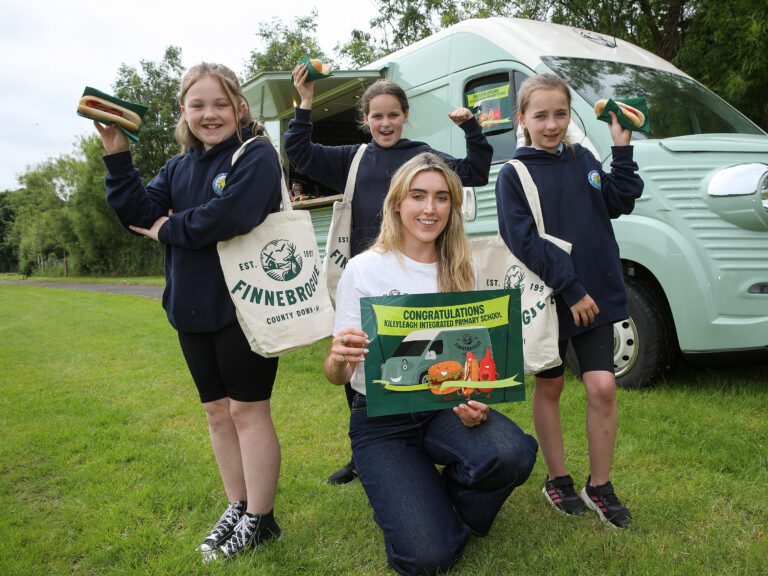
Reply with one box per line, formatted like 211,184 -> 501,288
503,265 -> 550,326
261,239 -> 302,281
503,265 -> 526,294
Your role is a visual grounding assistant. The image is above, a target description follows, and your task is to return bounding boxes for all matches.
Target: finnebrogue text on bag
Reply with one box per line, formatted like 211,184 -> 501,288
327,248 -> 348,269
230,263 -> 321,307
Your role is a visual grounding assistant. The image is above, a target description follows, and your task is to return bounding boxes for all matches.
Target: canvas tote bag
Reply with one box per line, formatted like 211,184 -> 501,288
217,137 -> 335,357
470,159 -> 572,375
322,145 -> 366,303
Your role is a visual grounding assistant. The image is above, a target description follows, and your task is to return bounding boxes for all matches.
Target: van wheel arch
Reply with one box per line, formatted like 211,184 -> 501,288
566,268 -> 677,389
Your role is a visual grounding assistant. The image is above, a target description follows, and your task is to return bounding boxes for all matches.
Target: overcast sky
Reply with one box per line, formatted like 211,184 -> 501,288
0,0 -> 378,191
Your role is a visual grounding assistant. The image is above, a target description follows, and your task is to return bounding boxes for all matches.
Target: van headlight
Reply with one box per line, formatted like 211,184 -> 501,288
761,171 -> 768,213
708,163 -> 768,198
705,163 -> 768,229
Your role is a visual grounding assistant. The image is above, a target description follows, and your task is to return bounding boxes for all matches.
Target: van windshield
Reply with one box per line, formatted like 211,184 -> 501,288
392,339 -> 430,357
542,56 -> 764,139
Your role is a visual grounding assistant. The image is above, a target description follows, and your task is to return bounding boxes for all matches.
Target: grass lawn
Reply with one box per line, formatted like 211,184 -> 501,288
1,284 -> 766,575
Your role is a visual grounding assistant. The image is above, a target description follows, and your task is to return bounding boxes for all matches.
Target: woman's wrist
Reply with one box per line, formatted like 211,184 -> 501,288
327,354 -> 349,374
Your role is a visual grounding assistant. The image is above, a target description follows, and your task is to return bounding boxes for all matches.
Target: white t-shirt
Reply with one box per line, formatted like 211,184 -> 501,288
334,249 -> 438,395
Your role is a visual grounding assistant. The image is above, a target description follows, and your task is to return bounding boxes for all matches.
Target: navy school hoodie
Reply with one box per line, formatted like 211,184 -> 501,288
284,107 -> 493,256
495,143 -> 643,339
103,129 -> 282,333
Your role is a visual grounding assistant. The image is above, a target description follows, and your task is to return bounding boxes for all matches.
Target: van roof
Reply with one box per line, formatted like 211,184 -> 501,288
243,17 -> 687,122
363,17 -> 685,77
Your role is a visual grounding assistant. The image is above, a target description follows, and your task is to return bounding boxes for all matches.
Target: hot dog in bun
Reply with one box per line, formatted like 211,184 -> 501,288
78,95 -> 142,132
594,98 -> 646,128
309,58 -> 332,75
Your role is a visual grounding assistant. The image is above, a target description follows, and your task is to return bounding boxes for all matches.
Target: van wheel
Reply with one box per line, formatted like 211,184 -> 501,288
566,278 -> 672,389
420,372 -> 430,385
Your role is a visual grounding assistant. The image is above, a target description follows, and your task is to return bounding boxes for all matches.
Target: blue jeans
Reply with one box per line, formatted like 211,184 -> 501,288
349,394 -> 538,576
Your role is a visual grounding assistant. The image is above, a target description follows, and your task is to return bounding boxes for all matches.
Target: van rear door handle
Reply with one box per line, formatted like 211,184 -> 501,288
462,187 -> 476,221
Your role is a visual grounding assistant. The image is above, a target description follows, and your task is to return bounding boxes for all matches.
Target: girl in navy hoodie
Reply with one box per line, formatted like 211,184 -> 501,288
495,73 -> 643,528
95,63 -> 283,560
286,64 -> 493,484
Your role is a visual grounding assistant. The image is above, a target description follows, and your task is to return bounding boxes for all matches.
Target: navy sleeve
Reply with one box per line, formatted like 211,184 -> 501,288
157,139 -> 282,249
495,163 -> 586,306
283,107 -> 360,192
600,146 -> 644,218
103,151 -> 172,232
431,118 -> 493,187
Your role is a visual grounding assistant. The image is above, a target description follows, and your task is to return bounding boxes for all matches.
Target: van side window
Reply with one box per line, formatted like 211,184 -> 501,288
464,71 -> 528,162
428,341 -> 443,355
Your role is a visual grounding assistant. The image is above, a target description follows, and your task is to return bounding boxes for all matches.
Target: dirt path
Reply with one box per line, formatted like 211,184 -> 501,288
0,280 -> 163,300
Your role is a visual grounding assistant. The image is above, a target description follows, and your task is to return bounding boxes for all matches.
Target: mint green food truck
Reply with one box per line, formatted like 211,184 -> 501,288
244,17 -> 768,388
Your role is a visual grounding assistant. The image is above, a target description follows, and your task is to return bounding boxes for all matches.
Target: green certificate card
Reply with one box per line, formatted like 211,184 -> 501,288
361,289 -> 525,417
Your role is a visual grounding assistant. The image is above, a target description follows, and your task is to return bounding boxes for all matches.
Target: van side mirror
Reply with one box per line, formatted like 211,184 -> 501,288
425,351 -> 437,361
462,187 -> 476,221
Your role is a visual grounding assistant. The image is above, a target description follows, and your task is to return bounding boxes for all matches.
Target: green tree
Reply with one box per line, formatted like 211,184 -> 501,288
335,29 -> 389,68
113,46 -> 185,180
65,134 -> 163,276
367,0 -> 531,51
673,0 -> 768,129
7,160 -> 68,274
245,11 -> 331,77
0,191 -> 18,272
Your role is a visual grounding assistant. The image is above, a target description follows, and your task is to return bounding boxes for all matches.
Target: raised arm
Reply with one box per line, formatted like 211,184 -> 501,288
434,110 -> 493,187
283,107 -> 360,192
293,63 -> 315,110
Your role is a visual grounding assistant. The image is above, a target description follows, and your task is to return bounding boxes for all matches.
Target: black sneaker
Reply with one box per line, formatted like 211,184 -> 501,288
197,500 -> 246,558
214,510 -> 282,559
580,476 -> 632,528
324,458 -> 357,485
542,475 -> 587,516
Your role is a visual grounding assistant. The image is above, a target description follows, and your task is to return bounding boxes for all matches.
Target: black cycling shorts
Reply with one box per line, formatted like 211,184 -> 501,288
177,322 -> 279,403
536,322 -> 614,379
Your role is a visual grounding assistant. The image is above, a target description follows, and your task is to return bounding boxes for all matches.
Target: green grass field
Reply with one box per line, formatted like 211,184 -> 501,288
1,284 -> 766,575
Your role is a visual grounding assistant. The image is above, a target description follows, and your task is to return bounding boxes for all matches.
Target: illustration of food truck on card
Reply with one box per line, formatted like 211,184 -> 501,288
361,290 -> 525,416
374,327 -> 513,400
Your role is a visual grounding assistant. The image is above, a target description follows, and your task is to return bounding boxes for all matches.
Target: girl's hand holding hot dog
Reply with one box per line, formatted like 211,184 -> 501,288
607,111 -> 632,146
292,64 -> 315,110
94,121 -> 130,155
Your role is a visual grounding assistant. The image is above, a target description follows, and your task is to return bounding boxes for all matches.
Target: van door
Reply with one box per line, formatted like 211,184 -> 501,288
449,64 -> 533,236
405,79 -> 454,153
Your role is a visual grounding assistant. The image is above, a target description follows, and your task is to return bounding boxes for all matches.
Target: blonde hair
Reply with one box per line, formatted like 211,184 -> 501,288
175,62 -> 256,152
371,153 -> 475,293
517,73 -> 573,149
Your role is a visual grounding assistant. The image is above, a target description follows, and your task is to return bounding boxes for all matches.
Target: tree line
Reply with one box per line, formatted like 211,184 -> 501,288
1,0 -> 766,276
